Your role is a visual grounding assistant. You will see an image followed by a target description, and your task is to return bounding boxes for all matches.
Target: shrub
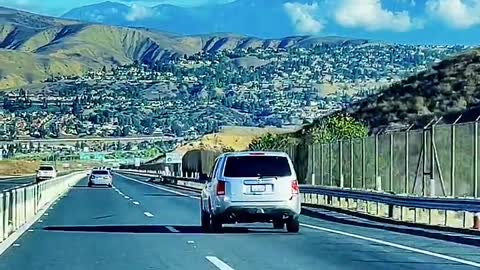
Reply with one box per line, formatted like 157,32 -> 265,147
249,115 -> 368,151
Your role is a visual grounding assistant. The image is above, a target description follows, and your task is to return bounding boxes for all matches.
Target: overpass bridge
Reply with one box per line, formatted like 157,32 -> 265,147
0,169 -> 479,270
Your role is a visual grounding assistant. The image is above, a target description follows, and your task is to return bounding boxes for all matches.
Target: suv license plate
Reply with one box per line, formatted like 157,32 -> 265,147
251,185 -> 266,192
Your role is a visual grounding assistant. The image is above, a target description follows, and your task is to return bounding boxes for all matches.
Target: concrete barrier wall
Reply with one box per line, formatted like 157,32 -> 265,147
0,171 -> 86,243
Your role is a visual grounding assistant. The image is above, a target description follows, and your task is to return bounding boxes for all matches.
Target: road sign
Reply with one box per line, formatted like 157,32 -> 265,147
134,158 -> 141,167
80,153 -> 91,160
165,152 -> 183,164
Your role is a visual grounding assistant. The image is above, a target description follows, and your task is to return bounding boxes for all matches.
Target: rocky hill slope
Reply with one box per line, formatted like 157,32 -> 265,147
345,49 -> 480,132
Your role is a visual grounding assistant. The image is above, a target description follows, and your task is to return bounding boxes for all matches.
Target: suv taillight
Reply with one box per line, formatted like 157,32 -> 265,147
291,180 -> 299,194
217,180 -> 226,196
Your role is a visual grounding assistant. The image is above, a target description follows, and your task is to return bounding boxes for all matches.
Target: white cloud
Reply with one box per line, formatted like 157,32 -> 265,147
284,2 -> 324,35
426,0 -> 480,29
335,0 -> 416,32
125,3 -> 152,21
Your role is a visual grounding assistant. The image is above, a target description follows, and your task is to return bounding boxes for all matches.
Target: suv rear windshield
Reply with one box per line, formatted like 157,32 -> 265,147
223,155 -> 292,178
92,170 -> 109,175
39,166 -> 54,171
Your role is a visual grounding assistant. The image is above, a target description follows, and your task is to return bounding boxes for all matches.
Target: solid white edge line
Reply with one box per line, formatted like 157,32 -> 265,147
206,256 -> 235,270
144,212 -> 154,217
118,174 -> 200,200
166,226 -> 179,233
300,223 -> 480,268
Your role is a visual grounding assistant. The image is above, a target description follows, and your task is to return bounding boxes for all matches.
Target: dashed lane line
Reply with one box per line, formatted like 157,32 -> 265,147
117,174 -> 200,200
206,256 -> 235,270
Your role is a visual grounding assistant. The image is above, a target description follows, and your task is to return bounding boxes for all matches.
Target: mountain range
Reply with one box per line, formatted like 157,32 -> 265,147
62,0 -> 299,38
0,6 -> 369,90
59,0 -> 480,45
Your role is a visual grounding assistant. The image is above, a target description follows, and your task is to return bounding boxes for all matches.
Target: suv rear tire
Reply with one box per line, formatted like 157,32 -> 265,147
273,221 -> 284,229
201,209 -> 209,231
286,218 -> 300,233
210,214 -> 222,233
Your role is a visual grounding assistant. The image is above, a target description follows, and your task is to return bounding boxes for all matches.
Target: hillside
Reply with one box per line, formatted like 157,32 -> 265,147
345,49 -> 480,132
176,126 -> 298,154
0,6 -> 369,90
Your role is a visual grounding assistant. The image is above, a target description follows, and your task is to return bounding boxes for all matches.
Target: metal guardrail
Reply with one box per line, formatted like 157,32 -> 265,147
300,186 -> 480,213
0,171 -> 86,243
119,169 -> 480,230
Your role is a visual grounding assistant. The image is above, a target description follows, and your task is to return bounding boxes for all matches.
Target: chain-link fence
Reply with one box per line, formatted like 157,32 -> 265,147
294,120 -> 480,198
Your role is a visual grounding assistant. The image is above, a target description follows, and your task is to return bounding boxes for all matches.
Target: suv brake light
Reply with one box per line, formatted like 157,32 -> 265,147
291,180 -> 299,194
249,153 -> 265,156
217,180 -> 226,196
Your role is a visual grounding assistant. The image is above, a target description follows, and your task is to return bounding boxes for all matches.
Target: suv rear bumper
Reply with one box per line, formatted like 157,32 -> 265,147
89,179 -> 112,185
212,197 -> 301,223
36,176 -> 54,181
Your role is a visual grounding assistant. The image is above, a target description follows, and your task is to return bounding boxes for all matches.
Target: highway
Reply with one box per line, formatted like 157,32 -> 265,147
1,173 -> 480,270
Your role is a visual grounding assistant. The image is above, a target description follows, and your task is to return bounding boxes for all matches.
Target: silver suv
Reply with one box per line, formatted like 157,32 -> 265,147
200,151 -> 301,233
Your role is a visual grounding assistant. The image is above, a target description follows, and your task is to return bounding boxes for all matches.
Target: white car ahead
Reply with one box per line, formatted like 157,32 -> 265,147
36,165 -> 57,183
88,169 -> 113,187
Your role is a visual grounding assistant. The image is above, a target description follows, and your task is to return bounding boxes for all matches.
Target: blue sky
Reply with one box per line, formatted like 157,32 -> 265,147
2,0 -> 480,45
0,0 -> 233,15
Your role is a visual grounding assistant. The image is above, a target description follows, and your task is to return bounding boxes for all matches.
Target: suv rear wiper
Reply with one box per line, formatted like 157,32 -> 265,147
257,174 -> 278,180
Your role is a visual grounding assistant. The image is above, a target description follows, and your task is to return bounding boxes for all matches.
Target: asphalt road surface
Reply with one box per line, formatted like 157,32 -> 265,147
1,173 -> 480,270
0,176 -> 35,192
0,171 -> 74,192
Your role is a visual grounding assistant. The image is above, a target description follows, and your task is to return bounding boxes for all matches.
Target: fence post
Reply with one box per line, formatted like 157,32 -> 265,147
474,116 -> 480,197
329,143 -> 333,186
350,139 -> 354,188
311,144 -> 316,185
405,124 -> 413,194
339,140 -> 343,188
362,137 -> 366,189
320,144 -> 324,186
0,193 -> 3,241
451,115 -> 461,197
390,133 -> 394,192
430,118 -> 441,197
375,133 -> 381,191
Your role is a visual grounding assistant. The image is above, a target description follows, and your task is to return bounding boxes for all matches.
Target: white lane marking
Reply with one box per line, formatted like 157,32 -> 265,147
133,201 -> 140,205
118,174 -> 200,200
166,226 -> 179,233
118,192 -> 124,196
206,256 -> 235,270
187,240 -> 195,244
144,212 -> 154,217
301,223 -> 480,268
124,196 -> 130,199
12,244 -> 20,247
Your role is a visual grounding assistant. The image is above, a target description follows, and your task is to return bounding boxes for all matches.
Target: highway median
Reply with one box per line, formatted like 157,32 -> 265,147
0,171 -> 87,253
